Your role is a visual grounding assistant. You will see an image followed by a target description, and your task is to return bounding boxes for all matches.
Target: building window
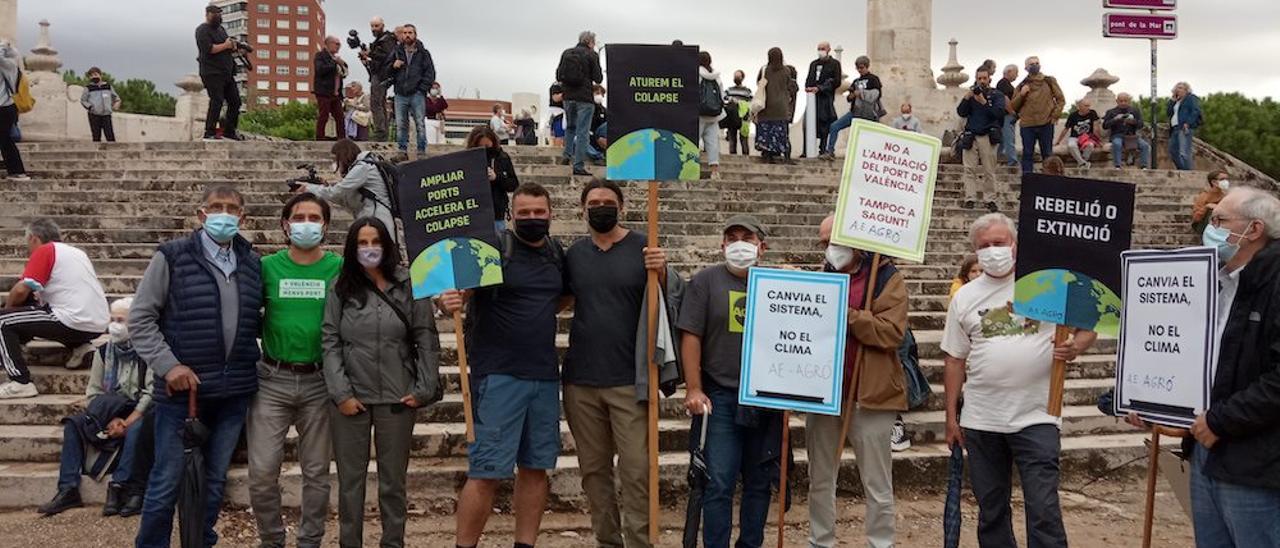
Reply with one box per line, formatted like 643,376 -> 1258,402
276,66 -> 290,76
256,65 -> 269,75
296,20 -> 309,31
276,81 -> 289,91
297,51 -> 310,61
256,4 -> 268,13
297,82 -> 310,92
257,96 -> 270,105
276,5 -> 289,14
276,97 -> 289,105
299,5 -> 310,15
256,81 -> 269,90
275,35 -> 289,45
276,20 -> 289,29
256,18 -> 269,28
256,50 -> 270,59
275,50 -> 290,60
297,36 -> 309,47
295,66 -> 310,76
256,34 -> 269,44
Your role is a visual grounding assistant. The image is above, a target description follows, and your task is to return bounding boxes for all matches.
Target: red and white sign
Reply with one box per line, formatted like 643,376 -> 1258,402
1104,13 -> 1178,39
1103,0 -> 1176,11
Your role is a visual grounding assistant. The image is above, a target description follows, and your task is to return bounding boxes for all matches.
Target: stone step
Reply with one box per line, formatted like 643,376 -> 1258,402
0,432 -> 1179,510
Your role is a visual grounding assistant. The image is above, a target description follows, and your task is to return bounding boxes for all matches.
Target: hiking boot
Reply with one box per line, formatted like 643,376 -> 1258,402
102,483 -> 123,517
37,488 -> 82,516
118,493 -> 144,517
890,419 -> 911,452
0,381 -> 38,399
66,343 -> 96,370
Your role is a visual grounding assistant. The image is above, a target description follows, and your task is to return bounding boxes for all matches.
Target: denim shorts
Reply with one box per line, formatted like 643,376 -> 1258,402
551,115 -> 565,137
468,374 -> 562,479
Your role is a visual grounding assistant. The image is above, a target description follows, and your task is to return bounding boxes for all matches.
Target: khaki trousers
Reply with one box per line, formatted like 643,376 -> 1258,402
962,136 -> 999,201
805,407 -> 897,548
563,384 -> 651,548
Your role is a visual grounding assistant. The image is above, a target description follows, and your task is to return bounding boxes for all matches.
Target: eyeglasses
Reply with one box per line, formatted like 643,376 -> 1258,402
1209,215 -> 1247,228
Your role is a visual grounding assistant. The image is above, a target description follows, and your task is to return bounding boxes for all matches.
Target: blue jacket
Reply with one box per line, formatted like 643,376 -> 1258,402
383,40 -> 435,97
957,89 -> 1007,135
1166,93 -> 1202,129
154,231 -> 263,402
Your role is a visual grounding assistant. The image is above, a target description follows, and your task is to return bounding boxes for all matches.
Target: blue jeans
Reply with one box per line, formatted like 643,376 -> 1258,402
1190,445 -> 1280,547
1001,114 -> 1019,165
56,415 -> 148,490
1111,135 -> 1152,168
695,384 -> 775,548
394,93 -> 427,153
1020,124 -> 1055,174
1170,127 -> 1195,170
825,112 -> 856,154
563,100 -> 595,170
135,394 -> 251,548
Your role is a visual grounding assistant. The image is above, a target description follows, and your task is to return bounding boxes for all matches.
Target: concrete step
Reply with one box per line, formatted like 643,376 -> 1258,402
0,431 -> 1179,511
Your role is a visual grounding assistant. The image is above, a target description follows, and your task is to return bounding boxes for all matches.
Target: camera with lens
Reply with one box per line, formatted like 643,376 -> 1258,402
346,30 -> 368,52
233,39 -> 254,53
285,163 -> 320,191
970,83 -> 987,96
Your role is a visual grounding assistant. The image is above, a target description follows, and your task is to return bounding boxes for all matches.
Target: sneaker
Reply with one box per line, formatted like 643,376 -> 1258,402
555,155 -> 571,166
6,173 -> 31,181
985,201 -> 999,213
201,134 -> 221,142
118,493 -> 144,517
65,343 -> 95,370
890,419 -> 911,452
572,168 -> 592,176
102,483 -> 123,517
223,132 -> 246,142
818,152 -> 835,162
37,488 -> 82,516
0,381 -> 38,399
962,200 -> 976,210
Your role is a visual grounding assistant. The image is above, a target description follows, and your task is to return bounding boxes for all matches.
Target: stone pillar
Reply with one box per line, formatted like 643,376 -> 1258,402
1082,68 -> 1120,116
0,0 -> 16,47
936,38 -> 969,89
866,0 -> 936,90
175,73 -> 207,141
20,20 -> 69,141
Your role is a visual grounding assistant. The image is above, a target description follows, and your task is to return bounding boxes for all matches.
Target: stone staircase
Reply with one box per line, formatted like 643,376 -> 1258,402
0,141 -> 1206,511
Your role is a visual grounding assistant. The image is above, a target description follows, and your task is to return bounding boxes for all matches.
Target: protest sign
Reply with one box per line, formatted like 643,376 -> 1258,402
739,268 -> 850,415
397,148 -> 503,300
1115,247 -> 1217,428
605,44 -> 701,181
1013,174 -> 1135,337
831,119 -> 941,263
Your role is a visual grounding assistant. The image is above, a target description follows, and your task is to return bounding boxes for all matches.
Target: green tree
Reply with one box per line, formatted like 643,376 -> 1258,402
239,101 -> 319,141
62,69 -> 177,116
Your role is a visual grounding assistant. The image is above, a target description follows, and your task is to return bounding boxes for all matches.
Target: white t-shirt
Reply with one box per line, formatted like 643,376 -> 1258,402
941,273 -> 1059,433
20,242 -> 109,333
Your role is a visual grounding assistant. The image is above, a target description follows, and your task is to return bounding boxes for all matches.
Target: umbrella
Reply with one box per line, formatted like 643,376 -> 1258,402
943,443 -> 964,548
682,406 -> 711,548
178,387 -> 210,548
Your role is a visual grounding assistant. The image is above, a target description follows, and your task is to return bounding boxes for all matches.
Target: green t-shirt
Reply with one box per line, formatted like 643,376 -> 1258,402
261,250 -> 343,364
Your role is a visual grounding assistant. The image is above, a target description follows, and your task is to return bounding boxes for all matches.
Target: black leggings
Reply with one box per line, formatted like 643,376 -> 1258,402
201,73 -> 241,136
0,104 -> 24,175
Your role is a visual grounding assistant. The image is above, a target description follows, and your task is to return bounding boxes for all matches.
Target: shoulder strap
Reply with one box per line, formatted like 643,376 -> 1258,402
373,286 -> 413,334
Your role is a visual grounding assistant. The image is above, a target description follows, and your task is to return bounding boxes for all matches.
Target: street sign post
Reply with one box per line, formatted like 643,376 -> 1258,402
1104,0 -> 1175,10
1104,13 -> 1178,39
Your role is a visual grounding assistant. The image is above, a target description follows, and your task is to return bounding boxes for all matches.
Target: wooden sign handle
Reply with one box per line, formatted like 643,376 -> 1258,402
1047,325 -> 1071,417
776,410 -> 791,548
645,181 -> 661,544
1142,426 -> 1189,548
453,309 -> 475,444
834,254 -> 882,467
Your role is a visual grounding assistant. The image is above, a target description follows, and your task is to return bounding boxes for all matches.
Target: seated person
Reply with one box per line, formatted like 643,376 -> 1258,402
1102,92 -> 1151,169
38,297 -> 155,517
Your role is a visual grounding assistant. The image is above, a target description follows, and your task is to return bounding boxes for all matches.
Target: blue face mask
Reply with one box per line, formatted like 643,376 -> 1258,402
288,222 -> 324,249
1202,223 -> 1246,264
203,213 -> 240,243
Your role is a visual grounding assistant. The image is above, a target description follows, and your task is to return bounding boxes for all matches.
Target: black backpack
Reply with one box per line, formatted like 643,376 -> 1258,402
356,153 -> 404,218
558,47 -> 591,88
719,99 -> 742,129
699,79 -> 723,117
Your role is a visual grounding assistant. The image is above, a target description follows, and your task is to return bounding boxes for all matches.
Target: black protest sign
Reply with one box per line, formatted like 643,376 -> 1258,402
605,44 -> 701,181
396,148 -> 504,299
1012,174 -> 1135,336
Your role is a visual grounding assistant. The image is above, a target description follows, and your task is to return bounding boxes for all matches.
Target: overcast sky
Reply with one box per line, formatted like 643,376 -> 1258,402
15,0 -> 1279,103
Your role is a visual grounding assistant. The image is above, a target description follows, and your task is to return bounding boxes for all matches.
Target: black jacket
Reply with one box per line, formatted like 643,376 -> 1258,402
1103,106 -> 1144,137
194,22 -> 234,77
366,30 -> 398,81
488,149 -> 519,219
1199,239 -> 1280,489
384,41 -> 436,97
805,57 -> 842,124
555,44 -> 602,104
313,50 -> 343,97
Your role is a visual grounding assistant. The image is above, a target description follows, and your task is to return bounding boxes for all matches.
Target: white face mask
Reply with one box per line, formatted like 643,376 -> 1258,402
108,321 -> 129,344
818,50 -> 830,59
724,241 -> 760,271
825,244 -> 856,271
901,113 -> 912,120
1217,179 -> 1230,191
976,245 -> 1015,278
593,94 -> 604,105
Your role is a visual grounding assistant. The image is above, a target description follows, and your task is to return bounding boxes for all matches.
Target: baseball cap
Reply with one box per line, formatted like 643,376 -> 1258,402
206,5 -> 223,13
723,214 -> 768,240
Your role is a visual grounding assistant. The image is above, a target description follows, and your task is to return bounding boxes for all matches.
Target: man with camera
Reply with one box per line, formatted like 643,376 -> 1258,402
1103,92 -> 1150,169
194,5 -> 243,141
358,17 -> 397,142
956,67 -> 1007,212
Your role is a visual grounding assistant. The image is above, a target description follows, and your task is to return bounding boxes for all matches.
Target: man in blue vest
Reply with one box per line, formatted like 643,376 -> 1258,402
129,184 -> 263,548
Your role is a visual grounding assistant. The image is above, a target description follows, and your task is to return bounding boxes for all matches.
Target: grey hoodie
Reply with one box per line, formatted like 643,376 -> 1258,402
0,44 -> 19,108
321,268 -> 441,406
81,82 -> 121,116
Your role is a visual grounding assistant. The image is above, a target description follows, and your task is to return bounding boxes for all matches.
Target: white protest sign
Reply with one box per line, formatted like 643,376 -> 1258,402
831,119 -> 941,263
739,268 -> 849,415
1115,247 -> 1218,428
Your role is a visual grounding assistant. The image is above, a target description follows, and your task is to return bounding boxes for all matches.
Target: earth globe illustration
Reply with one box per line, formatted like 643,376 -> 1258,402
1014,268 -> 1122,336
410,237 -> 503,298
606,128 -> 701,181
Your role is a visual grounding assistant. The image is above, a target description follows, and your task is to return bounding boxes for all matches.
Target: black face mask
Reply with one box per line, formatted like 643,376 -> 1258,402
485,147 -> 498,161
210,14 -> 223,26
513,218 -> 550,243
90,76 -> 101,83
586,205 -> 619,233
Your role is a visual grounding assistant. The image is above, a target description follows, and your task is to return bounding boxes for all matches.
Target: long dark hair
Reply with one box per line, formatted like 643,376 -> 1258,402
465,125 -> 501,152
767,47 -> 784,70
699,51 -> 712,70
331,138 -> 363,176
333,217 -> 400,306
